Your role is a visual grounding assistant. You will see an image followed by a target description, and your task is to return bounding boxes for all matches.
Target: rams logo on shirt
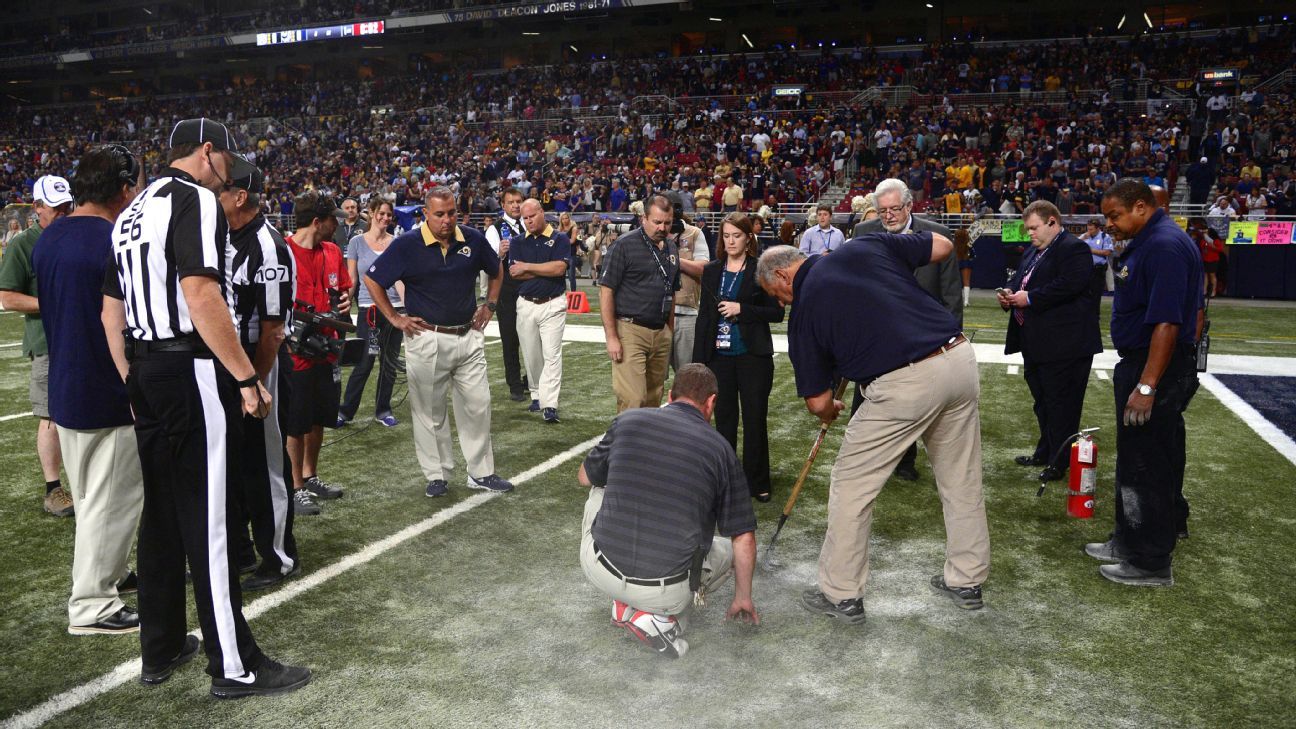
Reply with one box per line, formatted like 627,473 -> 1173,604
1116,264 -> 1130,282
669,254 -> 677,266
544,238 -> 555,247
458,246 -> 472,257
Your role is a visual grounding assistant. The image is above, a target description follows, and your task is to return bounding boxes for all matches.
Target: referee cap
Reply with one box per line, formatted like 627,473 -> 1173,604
169,117 -> 240,152
227,156 -> 263,194
33,175 -> 74,207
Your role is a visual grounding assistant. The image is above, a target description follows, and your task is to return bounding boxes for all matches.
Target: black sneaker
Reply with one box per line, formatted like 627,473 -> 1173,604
542,407 -> 560,423
930,575 -> 984,610
68,606 -> 141,635
141,635 -> 202,685
893,462 -> 919,481
292,489 -> 321,516
210,658 -> 312,699
509,390 -> 528,402
304,476 -> 343,500
527,399 -> 541,412
242,563 -> 302,592
468,474 -> 514,493
425,479 -> 449,498
1014,454 -> 1046,467
800,589 -> 866,625
1084,540 -> 1129,562
1099,561 -> 1173,587
116,570 -> 138,595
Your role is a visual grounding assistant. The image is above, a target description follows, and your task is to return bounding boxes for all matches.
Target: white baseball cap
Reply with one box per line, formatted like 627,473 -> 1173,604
33,175 -> 73,207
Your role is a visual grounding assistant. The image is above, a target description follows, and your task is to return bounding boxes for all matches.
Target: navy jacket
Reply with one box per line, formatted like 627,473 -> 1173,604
1004,230 -> 1103,363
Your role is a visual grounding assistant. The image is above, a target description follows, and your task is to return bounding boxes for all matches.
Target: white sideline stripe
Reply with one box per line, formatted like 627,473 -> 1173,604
485,338 -> 501,347
1095,370 -> 1110,381
0,341 -> 21,349
1006,365 -> 1019,375
1,434 -> 604,729
1199,374 -> 1296,468
0,411 -> 33,422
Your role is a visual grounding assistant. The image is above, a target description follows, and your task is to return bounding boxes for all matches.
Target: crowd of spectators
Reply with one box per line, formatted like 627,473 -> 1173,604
2,27 -> 1294,228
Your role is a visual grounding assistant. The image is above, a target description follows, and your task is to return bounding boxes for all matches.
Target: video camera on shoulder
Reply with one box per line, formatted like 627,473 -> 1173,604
286,299 -> 365,366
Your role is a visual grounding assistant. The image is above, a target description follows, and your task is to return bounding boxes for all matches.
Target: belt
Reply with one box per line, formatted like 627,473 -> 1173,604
428,323 -> 472,336
522,294 -> 562,304
915,333 -> 966,364
126,335 -> 210,360
595,549 -> 689,587
617,316 -> 665,331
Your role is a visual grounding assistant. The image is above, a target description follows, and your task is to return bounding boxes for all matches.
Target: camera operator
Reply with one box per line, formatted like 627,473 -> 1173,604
665,191 -> 708,376
284,192 -> 352,513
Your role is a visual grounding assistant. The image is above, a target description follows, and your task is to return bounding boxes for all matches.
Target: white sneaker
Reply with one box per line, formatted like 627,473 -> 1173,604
622,609 -> 688,658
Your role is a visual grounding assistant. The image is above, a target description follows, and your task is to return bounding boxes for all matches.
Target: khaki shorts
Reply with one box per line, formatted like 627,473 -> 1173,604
30,354 -> 50,418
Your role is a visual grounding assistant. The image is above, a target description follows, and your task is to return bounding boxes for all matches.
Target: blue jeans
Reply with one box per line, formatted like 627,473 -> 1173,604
339,305 -> 404,420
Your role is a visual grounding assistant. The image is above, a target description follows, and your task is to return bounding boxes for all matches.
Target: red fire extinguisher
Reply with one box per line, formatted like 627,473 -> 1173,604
1066,428 -> 1101,519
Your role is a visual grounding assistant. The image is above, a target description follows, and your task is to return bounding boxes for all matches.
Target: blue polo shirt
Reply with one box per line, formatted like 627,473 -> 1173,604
508,225 -> 570,299
30,217 -> 134,430
366,223 -> 498,326
1110,209 -> 1203,351
787,233 -> 960,397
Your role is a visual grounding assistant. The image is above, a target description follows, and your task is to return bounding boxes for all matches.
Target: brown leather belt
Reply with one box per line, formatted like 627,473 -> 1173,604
429,323 -> 472,336
522,294 -> 561,304
916,334 -> 967,363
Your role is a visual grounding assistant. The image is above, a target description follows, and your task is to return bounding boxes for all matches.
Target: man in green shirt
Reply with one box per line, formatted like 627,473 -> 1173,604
0,175 -> 74,516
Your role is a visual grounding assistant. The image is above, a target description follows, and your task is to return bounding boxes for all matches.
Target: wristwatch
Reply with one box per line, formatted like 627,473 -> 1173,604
485,301 -> 498,313
1136,383 -> 1156,396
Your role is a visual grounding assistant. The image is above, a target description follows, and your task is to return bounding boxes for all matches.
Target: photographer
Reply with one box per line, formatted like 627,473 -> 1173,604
284,192 -> 352,513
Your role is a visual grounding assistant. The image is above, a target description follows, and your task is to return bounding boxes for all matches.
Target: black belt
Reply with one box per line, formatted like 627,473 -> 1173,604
617,316 -> 665,331
428,323 -> 472,336
595,549 -> 689,587
126,335 -> 210,360
522,294 -> 562,304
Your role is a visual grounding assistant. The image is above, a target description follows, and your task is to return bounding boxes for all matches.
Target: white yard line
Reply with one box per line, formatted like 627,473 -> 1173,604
1199,374 -> 1296,468
0,342 -> 21,349
1,434 -> 604,729
1006,365 -> 1019,376
1095,370 -> 1110,381
0,411 -> 33,422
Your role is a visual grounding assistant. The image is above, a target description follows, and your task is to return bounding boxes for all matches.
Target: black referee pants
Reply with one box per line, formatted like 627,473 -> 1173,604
231,354 -> 298,578
129,352 -> 264,679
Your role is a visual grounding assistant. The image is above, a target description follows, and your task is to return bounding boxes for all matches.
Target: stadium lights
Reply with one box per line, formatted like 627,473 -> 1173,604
1143,12 -> 1153,28
362,45 -> 383,49
141,6 -> 152,14
109,69 -> 133,74
709,17 -> 723,21
1116,14 -> 1126,29
569,45 -> 578,52
925,3 -> 933,7
523,31 -> 540,35
742,33 -> 753,48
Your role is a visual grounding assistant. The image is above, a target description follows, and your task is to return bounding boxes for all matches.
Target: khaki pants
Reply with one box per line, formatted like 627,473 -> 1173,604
579,487 -> 732,616
819,342 -> 990,602
516,296 -> 567,408
671,312 -> 698,375
58,424 -> 144,626
405,328 -> 495,483
611,320 -> 672,413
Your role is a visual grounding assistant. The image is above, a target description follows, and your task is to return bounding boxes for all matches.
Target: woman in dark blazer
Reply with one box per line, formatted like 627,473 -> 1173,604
693,213 -> 785,501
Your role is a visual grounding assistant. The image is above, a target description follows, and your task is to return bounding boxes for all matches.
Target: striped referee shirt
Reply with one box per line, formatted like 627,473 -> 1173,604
230,214 -> 296,345
103,167 -> 233,340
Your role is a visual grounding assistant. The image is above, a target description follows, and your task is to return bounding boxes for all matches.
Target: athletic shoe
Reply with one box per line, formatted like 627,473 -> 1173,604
292,489 -> 321,516
930,575 -> 984,610
468,474 -> 514,493
800,589 -> 867,625
304,476 -> 343,500
141,635 -> 202,685
1099,562 -> 1173,587
425,479 -> 449,498
542,407 -> 560,423
621,609 -> 688,659
509,390 -> 528,402
68,606 -> 140,635
116,570 -> 138,595
210,658 -> 312,699
334,415 -> 350,428
527,399 -> 541,412
611,599 -> 633,626
242,563 -> 302,592
44,486 -> 74,517
893,462 -> 919,481
1084,540 -> 1129,562
376,414 -> 399,427
1014,454 -> 1046,467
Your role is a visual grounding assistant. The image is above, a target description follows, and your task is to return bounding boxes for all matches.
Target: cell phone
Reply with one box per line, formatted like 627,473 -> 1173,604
995,287 -> 1012,296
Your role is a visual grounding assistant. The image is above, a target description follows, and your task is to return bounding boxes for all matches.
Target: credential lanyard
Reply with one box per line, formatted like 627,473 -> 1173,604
643,231 -> 672,293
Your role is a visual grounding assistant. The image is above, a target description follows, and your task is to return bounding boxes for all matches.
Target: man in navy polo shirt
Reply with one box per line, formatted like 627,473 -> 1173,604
757,237 -> 990,622
33,146 -> 144,635
503,199 -> 570,423
364,188 -> 514,498
1087,179 -> 1203,587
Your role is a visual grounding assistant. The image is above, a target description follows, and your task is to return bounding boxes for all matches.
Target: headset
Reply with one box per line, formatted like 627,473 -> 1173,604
102,144 -> 140,185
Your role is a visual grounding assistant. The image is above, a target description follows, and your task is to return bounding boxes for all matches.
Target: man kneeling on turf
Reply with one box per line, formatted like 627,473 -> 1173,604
577,364 -> 759,658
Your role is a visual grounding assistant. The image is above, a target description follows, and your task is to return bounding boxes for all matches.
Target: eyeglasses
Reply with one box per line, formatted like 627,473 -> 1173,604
879,205 -> 909,216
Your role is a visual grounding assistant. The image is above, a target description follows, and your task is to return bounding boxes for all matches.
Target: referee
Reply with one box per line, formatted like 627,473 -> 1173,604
103,118 -> 310,697
220,163 -> 300,592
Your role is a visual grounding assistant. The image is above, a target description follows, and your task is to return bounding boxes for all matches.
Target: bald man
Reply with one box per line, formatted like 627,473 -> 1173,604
502,199 -> 571,422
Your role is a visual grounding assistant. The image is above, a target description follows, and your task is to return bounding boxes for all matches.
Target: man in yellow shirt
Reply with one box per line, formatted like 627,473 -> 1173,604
721,177 -> 743,212
695,182 -> 713,212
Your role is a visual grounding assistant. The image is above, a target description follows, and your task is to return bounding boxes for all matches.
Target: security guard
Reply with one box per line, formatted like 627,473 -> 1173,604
504,198 -> 570,423
364,187 -> 514,498
219,163 -> 300,592
1087,179 -> 1202,587
103,118 -> 310,696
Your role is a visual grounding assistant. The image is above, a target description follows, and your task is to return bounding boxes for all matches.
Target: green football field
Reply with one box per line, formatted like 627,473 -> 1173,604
2,290 -> 1295,728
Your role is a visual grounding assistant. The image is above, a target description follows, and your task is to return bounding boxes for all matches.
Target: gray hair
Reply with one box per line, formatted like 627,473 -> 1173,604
850,195 -> 868,213
873,178 -> 913,206
757,245 -> 807,285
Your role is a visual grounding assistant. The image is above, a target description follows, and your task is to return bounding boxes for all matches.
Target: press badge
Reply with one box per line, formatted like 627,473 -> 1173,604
716,321 -> 732,350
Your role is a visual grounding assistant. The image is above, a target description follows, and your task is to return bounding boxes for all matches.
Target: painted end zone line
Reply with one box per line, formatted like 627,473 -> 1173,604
1199,374 -> 1296,468
0,411 -> 33,423
2,434 -> 604,729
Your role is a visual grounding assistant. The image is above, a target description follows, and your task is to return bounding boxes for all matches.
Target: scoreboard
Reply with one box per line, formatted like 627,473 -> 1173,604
256,21 -> 385,47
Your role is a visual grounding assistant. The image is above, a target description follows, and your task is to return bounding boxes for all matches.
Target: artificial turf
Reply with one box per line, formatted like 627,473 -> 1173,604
0,293 -> 1294,727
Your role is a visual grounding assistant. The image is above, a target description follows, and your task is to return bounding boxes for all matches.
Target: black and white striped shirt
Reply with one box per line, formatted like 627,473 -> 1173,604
103,167 -> 233,341
231,214 -> 296,346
